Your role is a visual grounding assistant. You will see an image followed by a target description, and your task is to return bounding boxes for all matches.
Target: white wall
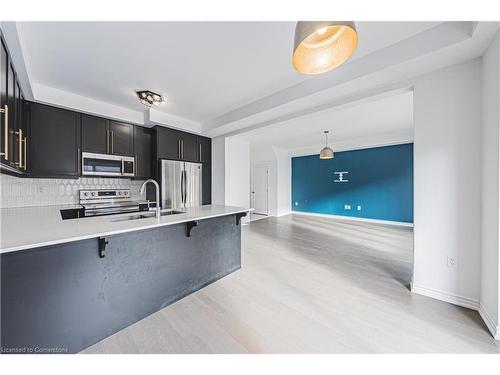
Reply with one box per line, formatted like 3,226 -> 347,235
249,144 -> 291,217
211,136 -> 226,205
412,59 -> 482,309
274,147 -> 291,217
480,32 -> 500,339
225,137 -> 251,222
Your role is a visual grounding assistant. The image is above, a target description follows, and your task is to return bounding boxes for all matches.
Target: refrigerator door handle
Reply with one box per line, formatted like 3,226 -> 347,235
180,169 -> 185,205
183,170 -> 188,205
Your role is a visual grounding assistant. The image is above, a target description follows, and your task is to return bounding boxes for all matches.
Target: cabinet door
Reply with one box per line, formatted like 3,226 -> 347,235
81,114 -> 108,154
180,132 -> 198,162
134,126 -> 152,179
6,63 -> 15,166
13,82 -> 22,170
109,120 -> 133,156
30,103 -> 81,177
202,162 -> 211,205
198,136 -> 211,164
0,39 -> 8,164
156,127 -> 180,160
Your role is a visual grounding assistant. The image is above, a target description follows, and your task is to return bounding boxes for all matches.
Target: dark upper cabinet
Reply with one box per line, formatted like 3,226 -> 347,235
1,34 -> 28,174
81,114 -> 108,154
109,120 -> 133,156
1,38 -> 8,165
6,63 -> 15,167
198,136 -> 211,164
30,102 -> 81,177
181,132 -> 198,162
156,126 -> 181,160
134,126 -> 152,179
81,116 -> 133,156
155,126 -> 206,163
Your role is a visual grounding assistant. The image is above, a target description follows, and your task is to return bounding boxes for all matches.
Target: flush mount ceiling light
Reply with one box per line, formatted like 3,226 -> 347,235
292,21 -> 358,75
136,90 -> 164,107
319,131 -> 334,160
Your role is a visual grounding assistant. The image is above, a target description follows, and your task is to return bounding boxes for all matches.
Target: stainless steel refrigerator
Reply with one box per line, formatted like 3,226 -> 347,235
160,160 -> 202,209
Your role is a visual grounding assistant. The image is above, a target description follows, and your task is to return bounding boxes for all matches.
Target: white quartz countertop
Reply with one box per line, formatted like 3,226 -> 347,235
0,204 -> 252,254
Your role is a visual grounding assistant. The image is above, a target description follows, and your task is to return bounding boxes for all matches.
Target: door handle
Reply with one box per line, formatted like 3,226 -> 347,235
199,144 -> 202,162
181,140 -> 184,160
177,139 -> 181,159
0,105 -> 8,160
106,130 -> 110,153
111,131 -> 114,154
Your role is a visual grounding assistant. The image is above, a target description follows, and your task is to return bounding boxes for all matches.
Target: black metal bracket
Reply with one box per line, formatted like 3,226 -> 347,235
98,237 -> 108,258
186,221 -> 198,237
235,212 -> 247,226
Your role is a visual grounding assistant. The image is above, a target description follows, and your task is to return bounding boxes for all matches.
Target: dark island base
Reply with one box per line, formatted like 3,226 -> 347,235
1,214 -> 242,354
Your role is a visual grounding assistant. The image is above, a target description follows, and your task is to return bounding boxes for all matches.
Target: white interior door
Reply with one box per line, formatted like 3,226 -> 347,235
251,165 -> 269,215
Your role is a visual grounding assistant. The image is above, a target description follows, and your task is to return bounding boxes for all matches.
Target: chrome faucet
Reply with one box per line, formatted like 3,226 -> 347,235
140,179 -> 161,219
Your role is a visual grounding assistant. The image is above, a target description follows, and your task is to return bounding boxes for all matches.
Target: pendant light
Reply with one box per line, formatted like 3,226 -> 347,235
319,131 -> 334,160
292,21 -> 358,75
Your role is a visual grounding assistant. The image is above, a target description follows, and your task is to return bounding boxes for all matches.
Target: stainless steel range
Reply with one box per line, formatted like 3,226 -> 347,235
79,188 -> 147,217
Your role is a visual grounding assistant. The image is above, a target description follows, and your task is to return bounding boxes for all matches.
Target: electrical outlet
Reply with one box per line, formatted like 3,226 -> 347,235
344,204 -> 351,210
294,202 -> 298,206
38,186 -> 45,194
357,205 -> 362,211
447,256 -> 457,268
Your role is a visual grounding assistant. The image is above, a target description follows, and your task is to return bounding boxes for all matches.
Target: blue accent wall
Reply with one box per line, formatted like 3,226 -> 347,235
291,143 -> 413,223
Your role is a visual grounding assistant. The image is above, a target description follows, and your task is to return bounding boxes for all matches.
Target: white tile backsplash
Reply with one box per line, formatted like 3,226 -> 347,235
0,174 -> 146,208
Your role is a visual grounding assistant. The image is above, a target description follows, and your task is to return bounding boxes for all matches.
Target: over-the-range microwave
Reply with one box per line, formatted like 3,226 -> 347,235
81,152 -> 135,177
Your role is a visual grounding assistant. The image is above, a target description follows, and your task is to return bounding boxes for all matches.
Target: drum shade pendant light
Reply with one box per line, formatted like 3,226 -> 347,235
319,131 -> 334,160
292,21 -> 358,75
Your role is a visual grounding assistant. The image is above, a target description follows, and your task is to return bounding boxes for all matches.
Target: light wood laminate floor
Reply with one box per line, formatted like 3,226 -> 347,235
82,214 -> 500,353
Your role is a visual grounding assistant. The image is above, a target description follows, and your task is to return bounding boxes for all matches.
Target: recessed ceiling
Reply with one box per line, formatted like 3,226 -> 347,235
16,22 -> 437,124
239,92 -> 413,152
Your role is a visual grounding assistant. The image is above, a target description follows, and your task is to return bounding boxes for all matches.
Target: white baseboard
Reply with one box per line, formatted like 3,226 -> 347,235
292,211 -> 413,227
478,303 -> 500,340
411,283 -> 479,310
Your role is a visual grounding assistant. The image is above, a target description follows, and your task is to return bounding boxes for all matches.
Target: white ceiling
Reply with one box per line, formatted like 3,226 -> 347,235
238,91 -> 413,152
16,22 -> 437,124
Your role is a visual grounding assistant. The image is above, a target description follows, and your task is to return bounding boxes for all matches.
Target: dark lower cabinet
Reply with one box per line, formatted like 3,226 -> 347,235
30,102 -> 81,177
134,126 -> 152,179
109,120 -> 133,156
81,114 -> 108,154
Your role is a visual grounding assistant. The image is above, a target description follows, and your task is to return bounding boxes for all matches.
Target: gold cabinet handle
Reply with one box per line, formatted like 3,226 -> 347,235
0,105 -> 8,160
15,128 -> 23,168
23,136 -> 27,171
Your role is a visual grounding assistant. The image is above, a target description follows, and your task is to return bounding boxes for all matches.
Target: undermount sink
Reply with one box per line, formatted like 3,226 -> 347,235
112,210 -> 185,222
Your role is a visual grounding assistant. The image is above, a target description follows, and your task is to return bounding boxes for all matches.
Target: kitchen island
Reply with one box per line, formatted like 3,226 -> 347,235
0,205 -> 250,353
